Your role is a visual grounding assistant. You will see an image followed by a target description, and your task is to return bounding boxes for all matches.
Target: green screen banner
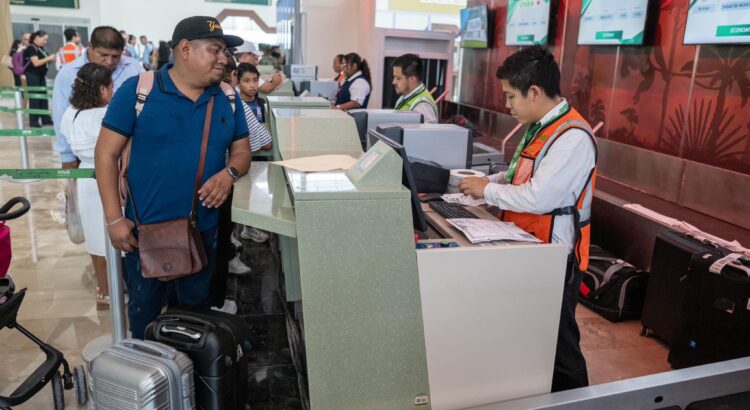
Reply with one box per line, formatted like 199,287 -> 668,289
0,168 -> 95,180
205,0 -> 271,5
10,0 -> 79,8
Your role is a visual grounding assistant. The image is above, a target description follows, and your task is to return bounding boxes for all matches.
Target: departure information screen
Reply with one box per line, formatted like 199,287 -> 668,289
505,0 -> 551,46
577,0 -> 649,45
684,0 -> 750,44
460,5 -> 490,48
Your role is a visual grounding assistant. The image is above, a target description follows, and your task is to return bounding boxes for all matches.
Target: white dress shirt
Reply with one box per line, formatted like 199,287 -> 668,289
347,71 -> 371,106
483,99 -> 596,252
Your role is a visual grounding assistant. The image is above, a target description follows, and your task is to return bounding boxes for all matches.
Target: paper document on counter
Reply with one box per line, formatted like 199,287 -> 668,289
441,193 -> 486,207
446,218 -> 543,244
272,155 -> 359,172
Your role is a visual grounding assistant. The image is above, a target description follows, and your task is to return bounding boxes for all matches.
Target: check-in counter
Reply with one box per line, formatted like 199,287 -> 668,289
232,107 -> 569,409
264,96 -> 335,160
253,96 -> 332,160
258,65 -> 296,98
266,95 -> 331,110
269,108 -> 361,161
233,140 -> 431,409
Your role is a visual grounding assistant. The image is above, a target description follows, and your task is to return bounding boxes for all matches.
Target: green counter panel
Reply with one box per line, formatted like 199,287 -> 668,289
294,197 -> 431,409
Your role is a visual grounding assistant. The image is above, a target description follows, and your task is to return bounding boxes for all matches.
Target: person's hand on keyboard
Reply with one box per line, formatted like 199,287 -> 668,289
459,176 -> 490,199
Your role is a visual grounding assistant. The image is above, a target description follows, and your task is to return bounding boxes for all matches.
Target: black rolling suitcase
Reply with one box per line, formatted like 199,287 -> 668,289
578,245 -> 648,322
668,251 -> 750,369
146,307 -> 252,410
641,231 -> 725,344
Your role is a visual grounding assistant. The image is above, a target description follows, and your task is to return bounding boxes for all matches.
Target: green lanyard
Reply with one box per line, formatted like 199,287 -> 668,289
506,123 -> 541,183
505,101 -> 569,183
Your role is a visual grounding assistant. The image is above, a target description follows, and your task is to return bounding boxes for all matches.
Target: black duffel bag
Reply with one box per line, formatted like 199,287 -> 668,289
578,245 -> 649,322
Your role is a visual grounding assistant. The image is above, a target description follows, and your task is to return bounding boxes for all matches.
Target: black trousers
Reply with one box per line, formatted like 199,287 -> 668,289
209,188 -> 233,307
25,73 -> 52,126
551,255 -> 589,392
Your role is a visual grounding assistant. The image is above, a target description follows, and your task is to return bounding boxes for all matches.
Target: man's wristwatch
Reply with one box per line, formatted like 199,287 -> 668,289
225,167 -> 240,183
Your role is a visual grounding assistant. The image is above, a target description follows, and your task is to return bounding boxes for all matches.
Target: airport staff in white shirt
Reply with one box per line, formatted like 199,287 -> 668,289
460,46 -> 597,393
335,52 -> 372,111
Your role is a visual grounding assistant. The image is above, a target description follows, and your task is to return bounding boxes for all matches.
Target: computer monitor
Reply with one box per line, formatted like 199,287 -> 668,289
289,65 -> 318,91
376,124 -> 472,170
368,129 -> 428,233
348,109 -> 423,150
300,80 -> 338,102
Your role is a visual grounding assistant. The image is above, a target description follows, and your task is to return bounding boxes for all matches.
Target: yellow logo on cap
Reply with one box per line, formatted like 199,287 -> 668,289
208,21 -> 222,32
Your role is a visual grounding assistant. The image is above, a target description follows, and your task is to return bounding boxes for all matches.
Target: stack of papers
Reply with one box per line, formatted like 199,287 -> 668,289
624,203 -> 749,256
446,218 -> 543,244
441,193 -> 486,207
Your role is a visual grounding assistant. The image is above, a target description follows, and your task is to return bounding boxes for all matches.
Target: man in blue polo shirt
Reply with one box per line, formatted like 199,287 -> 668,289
94,16 -> 251,339
53,26 -> 144,168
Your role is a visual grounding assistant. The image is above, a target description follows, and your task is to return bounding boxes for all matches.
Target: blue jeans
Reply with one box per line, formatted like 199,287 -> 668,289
124,227 -> 218,339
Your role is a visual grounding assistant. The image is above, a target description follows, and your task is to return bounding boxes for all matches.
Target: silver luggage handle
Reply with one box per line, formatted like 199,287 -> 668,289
161,325 -> 202,340
121,338 -> 177,360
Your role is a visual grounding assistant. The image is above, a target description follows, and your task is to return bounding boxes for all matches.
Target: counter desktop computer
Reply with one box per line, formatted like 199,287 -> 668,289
367,129 -> 429,232
288,65 -> 318,91
348,109 -> 423,150
374,123 -> 472,170
300,80 -> 338,102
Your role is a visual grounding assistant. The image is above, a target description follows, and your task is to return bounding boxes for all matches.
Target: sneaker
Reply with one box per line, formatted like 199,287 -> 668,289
230,232 -> 242,248
240,226 -> 270,243
211,299 -> 238,315
228,255 -> 252,275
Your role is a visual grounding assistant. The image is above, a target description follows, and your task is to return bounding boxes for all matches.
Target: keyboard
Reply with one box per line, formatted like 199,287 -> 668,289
428,200 -> 478,220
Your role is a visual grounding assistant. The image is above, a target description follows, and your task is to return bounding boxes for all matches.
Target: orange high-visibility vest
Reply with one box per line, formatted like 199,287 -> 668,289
60,43 -> 82,64
499,107 -> 597,271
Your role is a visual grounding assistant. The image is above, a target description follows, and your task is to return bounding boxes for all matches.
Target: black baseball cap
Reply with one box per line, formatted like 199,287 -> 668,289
171,16 -> 243,48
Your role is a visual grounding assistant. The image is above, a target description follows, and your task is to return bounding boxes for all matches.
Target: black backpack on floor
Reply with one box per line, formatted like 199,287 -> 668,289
578,245 -> 649,322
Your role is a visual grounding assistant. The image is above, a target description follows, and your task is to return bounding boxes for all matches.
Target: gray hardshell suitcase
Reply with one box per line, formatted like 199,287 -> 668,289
90,338 -> 195,409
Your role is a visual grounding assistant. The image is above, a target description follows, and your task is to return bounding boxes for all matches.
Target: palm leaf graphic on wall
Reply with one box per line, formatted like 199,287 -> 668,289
666,99 -> 748,169
615,0 -> 687,153
666,47 -> 750,171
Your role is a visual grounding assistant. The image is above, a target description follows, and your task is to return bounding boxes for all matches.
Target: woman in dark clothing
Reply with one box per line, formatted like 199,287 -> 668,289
8,40 -> 22,87
24,30 -> 55,128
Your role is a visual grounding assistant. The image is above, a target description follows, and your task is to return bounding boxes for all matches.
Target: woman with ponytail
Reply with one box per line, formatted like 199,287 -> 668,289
24,30 -> 56,127
334,52 -> 372,111
60,63 -> 114,310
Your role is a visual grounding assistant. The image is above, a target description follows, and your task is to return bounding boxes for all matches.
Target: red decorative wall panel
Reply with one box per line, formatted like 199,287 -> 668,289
462,0 -> 750,175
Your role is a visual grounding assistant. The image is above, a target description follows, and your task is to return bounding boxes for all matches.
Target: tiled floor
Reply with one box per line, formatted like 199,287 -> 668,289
0,103 -> 671,409
578,305 -> 671,384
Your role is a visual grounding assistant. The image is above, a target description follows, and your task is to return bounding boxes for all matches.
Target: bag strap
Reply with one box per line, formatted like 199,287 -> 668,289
135,71 -> 155,117
191,96 -> 215,223
121,72 -> 155,207
600,262 -> 631,288
125,172 -> 141,227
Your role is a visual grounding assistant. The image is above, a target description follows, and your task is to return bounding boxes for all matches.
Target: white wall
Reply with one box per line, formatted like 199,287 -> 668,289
299,0 -> 387,105
10,0 -> 275,44
300,0 -> 363,81
10,0 -> 101,26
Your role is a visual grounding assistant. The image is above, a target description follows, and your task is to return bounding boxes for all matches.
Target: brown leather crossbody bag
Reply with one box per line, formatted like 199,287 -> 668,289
125,96 -> 215,281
